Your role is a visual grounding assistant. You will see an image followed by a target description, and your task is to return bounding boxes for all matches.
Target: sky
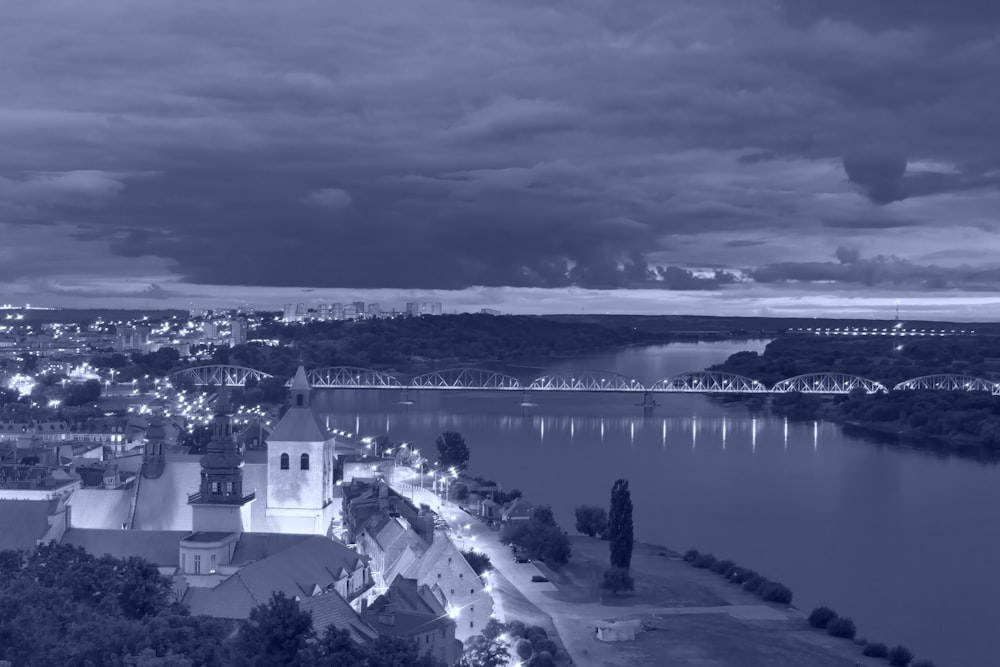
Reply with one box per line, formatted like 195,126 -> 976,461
2,0 -> 1000,318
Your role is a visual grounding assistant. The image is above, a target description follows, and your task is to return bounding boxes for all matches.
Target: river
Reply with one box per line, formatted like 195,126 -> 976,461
314,341 -> 996,666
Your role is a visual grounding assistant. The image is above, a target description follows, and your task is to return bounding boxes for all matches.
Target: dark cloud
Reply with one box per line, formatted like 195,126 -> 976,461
821,217 -> 919,230
2,1 -> 1000,298
842,154 -> 908,204
751,249 -> 1000,290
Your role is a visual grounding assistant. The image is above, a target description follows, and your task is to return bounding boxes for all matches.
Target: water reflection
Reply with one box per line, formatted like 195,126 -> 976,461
309,338 -> 1000,666
337,407 -> 837,456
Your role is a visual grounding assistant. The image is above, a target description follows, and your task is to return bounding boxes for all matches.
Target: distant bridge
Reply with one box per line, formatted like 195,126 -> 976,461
169,365 -> 1000,396
168,365 -> 273,387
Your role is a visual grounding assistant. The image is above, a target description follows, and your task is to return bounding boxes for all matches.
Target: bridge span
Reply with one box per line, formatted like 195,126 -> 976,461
168,366 -> 1000,396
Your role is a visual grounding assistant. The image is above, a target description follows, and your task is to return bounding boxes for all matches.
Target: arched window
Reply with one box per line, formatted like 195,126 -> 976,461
280,453 -> 289,470
300,453 -> 310,470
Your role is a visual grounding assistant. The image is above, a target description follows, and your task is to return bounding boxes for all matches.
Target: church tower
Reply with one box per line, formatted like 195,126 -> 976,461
187,388 -> 255,533
265,366 -> 338,535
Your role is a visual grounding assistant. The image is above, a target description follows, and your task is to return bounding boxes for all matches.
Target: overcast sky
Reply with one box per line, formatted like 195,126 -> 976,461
2,1 -> 1000,317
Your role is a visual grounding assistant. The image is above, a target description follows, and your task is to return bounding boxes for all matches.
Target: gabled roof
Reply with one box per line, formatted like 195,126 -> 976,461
0,499 -> 60,551
184,535 -> 368,620
267,407 -> 330,444
363,576 -> 453,638
231,532 -> 311,564
299,591 -> 378,644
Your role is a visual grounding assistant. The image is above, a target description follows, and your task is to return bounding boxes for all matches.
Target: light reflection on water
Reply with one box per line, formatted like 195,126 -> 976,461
312,341 -> 1000,666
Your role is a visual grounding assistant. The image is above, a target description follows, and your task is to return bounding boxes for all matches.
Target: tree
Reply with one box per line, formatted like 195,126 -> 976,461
459,619 -> 510,667
600,567 -> 635,595
230,592 -> 314,667
436,431 -> 470,469
367,636 -> 443,667
461,549 -> 492,576
312,627 -> 365,667
574,505 -> 608,537
608,478 -> 633,570
63,379 -> 103,406
506,509 -> 572,568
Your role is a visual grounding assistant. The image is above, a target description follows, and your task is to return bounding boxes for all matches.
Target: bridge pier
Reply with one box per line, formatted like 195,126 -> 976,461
637,391 -> 658,418
399,387 -> 414,406
519,389 -> 536,407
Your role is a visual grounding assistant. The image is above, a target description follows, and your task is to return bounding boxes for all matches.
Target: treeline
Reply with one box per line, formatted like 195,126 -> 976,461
711,336 -> 999,387
234,314 -> 681,376
0,543 -> 444,667
713,337 -> 1000,458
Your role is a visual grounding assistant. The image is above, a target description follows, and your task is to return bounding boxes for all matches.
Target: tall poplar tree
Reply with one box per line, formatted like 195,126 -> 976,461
608,478 -> 634,570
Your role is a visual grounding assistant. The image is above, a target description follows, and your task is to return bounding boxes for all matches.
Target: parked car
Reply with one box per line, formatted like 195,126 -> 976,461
531,575 -> 549,583
514,554 -> 531,564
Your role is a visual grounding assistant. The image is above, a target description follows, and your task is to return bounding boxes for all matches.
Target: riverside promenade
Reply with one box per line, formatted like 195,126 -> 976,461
391,474 -> 888,667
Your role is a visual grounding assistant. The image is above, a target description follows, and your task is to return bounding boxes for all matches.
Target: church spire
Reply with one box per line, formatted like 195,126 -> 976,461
290,365 -> 311,408
192,383 -> 249,507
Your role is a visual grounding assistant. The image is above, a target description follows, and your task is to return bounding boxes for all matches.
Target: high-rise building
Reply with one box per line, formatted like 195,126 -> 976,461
352,301 -> 365,317
203,322 -> 218,339
282,304 -> 298,323
367,303 -> 380,318
318,304 -> 332,321
406,302 -> 420,317
332,303 -> 344,320
343,304 -> 358,319
431,302 -> 443,315
231,318 -> 248,347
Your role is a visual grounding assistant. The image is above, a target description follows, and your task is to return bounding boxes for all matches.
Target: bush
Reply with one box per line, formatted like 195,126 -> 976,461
888,645 -> 914,666
692,553 -> 717,569
808,606 -> 837,629
742,574 -> 767,594
574,505 -> 608,538
826,617 -> 856,639
727,567 -> 755,584
710,559 -> 734,574
599,567 -> 635,595
514,639 -> 532,661
759,581 -> 793,605
682,549 -> 699,563
863,642 -> 888,658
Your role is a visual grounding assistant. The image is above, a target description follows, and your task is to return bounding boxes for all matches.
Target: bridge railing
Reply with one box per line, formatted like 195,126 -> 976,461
650,371 -> 769,394
528,371 -> 646,392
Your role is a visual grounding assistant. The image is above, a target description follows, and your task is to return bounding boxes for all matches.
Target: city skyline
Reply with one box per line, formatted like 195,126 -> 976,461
3,1 -> 999,318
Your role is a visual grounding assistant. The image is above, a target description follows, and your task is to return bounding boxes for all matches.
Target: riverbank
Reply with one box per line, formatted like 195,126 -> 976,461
525,536 -> 877,667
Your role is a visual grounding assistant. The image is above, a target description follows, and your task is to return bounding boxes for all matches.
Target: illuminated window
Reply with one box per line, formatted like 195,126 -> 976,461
280,453 -> 289,470
301,453 -> 310,470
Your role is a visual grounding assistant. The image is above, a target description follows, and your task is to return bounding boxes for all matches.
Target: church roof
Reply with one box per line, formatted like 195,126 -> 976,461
66,489 -> 133,530
290,365 -> 311,391
0,499 -> 60,552
185,534 -> 366,619
267,407 -> 330,443
61,528 -> 188,567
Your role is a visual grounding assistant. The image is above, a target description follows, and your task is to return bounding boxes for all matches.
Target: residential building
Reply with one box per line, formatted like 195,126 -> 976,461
362,577 -> 461,665
230,318 -> 248,346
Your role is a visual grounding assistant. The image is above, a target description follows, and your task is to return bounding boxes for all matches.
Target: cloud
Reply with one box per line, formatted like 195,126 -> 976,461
301,188 -> 352,209
1,0 -> 999,300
